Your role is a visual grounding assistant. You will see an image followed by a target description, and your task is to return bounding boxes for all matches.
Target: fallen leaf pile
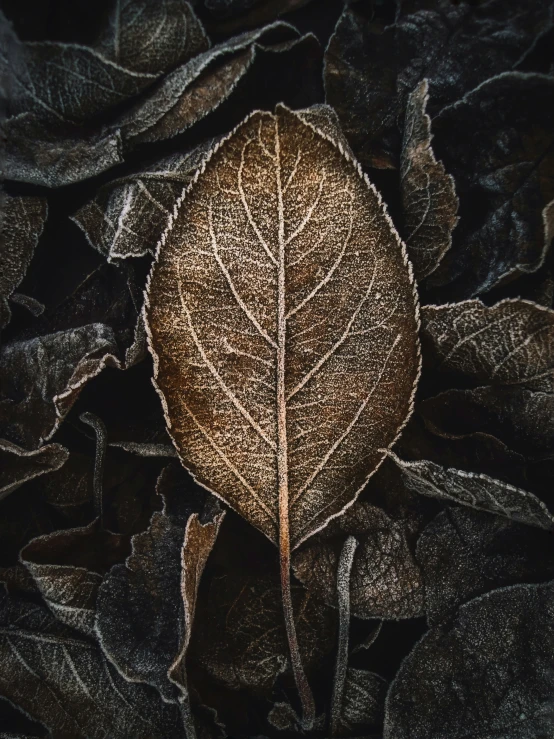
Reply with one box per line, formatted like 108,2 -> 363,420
1,1 -> 553,737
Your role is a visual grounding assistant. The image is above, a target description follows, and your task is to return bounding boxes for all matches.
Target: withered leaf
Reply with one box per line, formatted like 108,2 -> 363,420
384,581 -> 554,739
429,72 -> 554,297
0,323 -> 121,449
96,463 -> 223,704
95,0 -> 209,76
421,299 -> 554,392
0,588 -> 183,738
389,453 -> 554,530
417,507 -> 554,627
420,386 -> 554,461
71,140 -> 217,261
20,519 -> 130,638
400,80 -> 458,281
0,439 -> 69,501
0,194 -> 47,329
190,570 -> 336,694
324,2 -> 554,169
115,22 -> 305,147
145,103 -> 420,550
292,502 -> 424,620
337,668 -> 387,737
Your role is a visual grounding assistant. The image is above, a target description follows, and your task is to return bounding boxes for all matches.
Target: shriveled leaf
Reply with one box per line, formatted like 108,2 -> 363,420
116,22 -> 304,147
421,386 -> 554,460
429,72 -> 554,297
324,2 -> 554,168
3,112 -> 125,187
417,507 -> 554,626
338,668 -> 387,736
400,80 -> 458,280
39,452 -> 93,510
0,439 -> 68,500
389,453 -> 554,530
72,140 -> 217,261
421,299 -> 554,392
0,588 -> 183,738
293,502 -> 424,620
190,571 -> 336,694
96,463 -> 222,703
145,103 -> 420,550
95,0 -> 209,75
0,194 -> 47,329
384,581 -> 554,739
0,323 -> 121,449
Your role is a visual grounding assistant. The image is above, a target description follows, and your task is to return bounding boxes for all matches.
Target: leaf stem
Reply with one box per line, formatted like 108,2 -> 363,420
331,535 -> 358,736
80,412 -> 107,528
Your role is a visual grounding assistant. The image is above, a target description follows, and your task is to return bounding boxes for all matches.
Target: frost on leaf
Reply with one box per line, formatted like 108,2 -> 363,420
145,104 -> 419,550
421,299 -> 554,392
400,80 -> 458,281
95,0 -> 209,75
389,453 -> 554,531
0,439 -> 68,501
72,140 -> 217,261
292,502 -> 424,620
384,581 -> 554,739
0,194 -> 47,329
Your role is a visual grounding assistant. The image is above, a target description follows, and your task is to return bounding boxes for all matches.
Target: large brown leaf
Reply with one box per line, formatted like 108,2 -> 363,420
145,104 -> 420,550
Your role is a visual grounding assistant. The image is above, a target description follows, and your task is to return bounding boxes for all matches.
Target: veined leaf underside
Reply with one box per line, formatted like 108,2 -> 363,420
145,105 -> 420,552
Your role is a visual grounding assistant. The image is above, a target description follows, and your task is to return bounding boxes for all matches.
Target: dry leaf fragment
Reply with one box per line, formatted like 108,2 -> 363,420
145,104 -> 419,722
389,453 -> 554,531
95,0 -> 209,75
0,194 -> 47,329
292,502 -> 424,620
0,588 -> 183,738
0,439 -> 69,501
71,140 -> 217,261
384,581 -> 554,739
421,299 -> 554,392
400,80 -> 458,280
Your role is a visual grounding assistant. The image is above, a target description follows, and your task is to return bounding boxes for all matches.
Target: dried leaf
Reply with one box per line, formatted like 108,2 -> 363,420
0,439 -> 68,501
293,502 -> 424,620
429,72 -> 554,297
96,463 -> 222,704
400,80 -> 458,280
95,0 -> 209,75
20,519 -> 130,637
421,299 -> 554,392
0,194 -> 47,329
145,103 -> 420,550
3,112 -> 125,187
384,581 -> 554,739
417,507 -> 554,626
190,570 -> 336,694
338,668 -> 387,736
0,588 -> 183,738
420,386 -> 554,460
389,453 -> 554,530
0,323 -> 121,449
72,140 -> 217,261
115,22 -> 304,147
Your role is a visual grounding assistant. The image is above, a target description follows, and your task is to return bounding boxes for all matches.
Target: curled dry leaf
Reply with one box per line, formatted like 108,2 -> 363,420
95,0 -> 209,75
337,669 -> 387,737
421,299 -> 554,392
0,588 -> 183,738
0,438 -> 69,501
0,194 -> 47,329
96,463 -> 223,707
417,507 -> 554,626
72,140 -> 217,261
292,502 -> 424,620
389,453 -> 554,531
430,72 -> 554,297
0,323 -> 121,449
384,581 -> 554,739
400,80 -> 458,281
20,519 -> 130,638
